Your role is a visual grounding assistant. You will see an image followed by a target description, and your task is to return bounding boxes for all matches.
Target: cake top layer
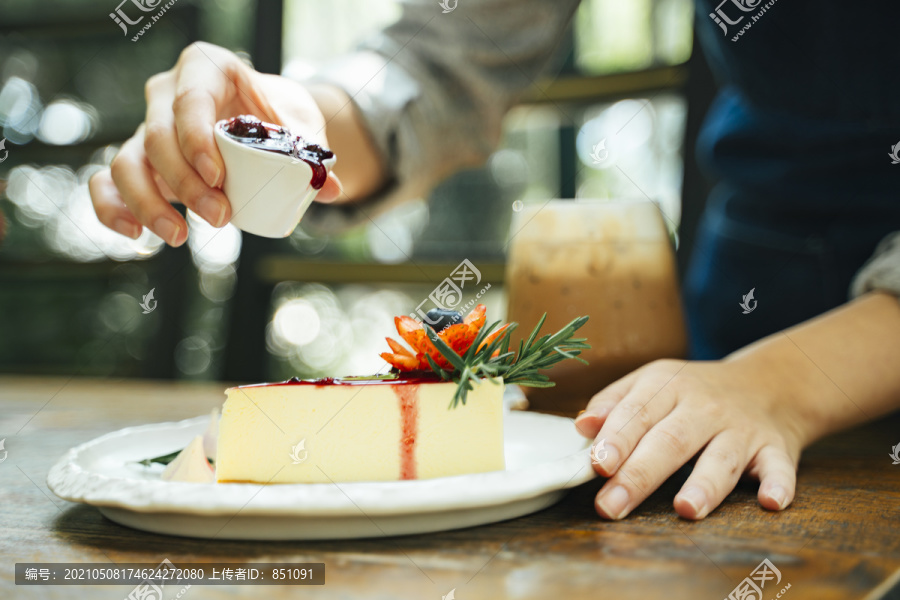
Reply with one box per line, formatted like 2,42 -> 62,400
232,373 -> 446,390
227,305 -> 590,409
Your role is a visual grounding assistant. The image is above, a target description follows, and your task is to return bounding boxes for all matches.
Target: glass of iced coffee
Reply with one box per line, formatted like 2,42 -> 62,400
505,199 -> 687,415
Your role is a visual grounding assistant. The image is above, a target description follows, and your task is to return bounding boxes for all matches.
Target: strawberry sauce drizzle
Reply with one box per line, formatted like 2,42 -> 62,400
393,384 -> 420,480
242,374 -> 442,388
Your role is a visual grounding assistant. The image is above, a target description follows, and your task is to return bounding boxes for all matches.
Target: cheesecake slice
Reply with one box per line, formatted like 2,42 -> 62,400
215,376 -> 505,484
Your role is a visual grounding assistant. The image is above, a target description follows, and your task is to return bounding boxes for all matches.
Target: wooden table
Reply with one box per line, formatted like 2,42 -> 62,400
2,376 -> 899,599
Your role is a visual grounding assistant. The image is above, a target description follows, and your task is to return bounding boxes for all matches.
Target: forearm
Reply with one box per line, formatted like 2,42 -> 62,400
308,84 -> 387,202
294,0 -> 579,230
726,291 -> 900,444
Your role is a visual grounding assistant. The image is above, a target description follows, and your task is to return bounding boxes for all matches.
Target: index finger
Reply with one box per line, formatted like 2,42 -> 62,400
575,371 -> 639,438
171,43 -> 242,188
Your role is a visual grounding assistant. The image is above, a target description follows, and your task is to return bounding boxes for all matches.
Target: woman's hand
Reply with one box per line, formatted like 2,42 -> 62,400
575,357 -> 811,521
575,292 -> 900,521
89,42 -> 342,246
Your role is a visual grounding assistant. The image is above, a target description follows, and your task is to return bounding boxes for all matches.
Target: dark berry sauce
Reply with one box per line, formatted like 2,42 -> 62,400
221,115 -> 334,190
239,373 -> 443,389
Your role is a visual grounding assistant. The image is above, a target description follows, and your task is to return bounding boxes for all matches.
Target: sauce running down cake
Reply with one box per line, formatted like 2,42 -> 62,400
215,376 -> 505,484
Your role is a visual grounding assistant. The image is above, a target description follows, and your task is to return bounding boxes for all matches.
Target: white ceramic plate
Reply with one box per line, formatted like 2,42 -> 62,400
47,409 -> 596,540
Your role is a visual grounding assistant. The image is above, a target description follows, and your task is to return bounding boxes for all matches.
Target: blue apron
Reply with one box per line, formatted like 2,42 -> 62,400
685,0 -> 900,358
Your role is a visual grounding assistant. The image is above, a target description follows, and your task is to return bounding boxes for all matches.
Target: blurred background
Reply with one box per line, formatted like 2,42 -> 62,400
0,0 -> 715,383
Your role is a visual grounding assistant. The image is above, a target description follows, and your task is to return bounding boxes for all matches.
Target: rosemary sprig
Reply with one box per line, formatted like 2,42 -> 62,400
424,314 -> 590,409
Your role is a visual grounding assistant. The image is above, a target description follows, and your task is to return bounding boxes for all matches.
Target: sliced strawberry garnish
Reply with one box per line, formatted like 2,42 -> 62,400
463,304 -> 486,329
380,304 -> 508,373
442,323 -> 477,354
422,346 -> 453,370
477,323 -> 511,352
386,337 -> 413,356
380,352 -> 420,371
395,316 -> 428,353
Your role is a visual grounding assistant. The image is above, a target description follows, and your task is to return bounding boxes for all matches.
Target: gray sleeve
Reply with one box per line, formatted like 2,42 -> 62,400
850,232 -> 900,298
298,0 -> 580,232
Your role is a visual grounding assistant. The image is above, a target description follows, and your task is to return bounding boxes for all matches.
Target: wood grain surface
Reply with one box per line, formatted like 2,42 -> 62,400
1,375 -> 898,600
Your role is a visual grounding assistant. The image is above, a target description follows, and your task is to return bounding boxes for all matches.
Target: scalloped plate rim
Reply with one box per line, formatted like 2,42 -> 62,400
47,412 -> 597,517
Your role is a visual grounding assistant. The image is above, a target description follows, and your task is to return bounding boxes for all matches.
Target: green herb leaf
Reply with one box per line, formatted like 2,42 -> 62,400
423,314 -> 590,408
425,325 -> 467,371
138,450 -> 215,467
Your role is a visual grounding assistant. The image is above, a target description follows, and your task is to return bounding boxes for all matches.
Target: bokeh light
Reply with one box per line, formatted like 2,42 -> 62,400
0,76 -> 42,143
273,299 -> 321,347
186,209 -> 242,273
97,292 -> 142,334
365,199 -> 429,264
576,98 -> 655,171
175,334 -> 214,376
37,99 -> 97,146
5,164 -> 165,262
266,283 -> 420,377
574,96 -> 685,225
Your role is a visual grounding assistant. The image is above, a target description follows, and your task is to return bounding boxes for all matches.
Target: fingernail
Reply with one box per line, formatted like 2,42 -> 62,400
113,218 -> 140,240
197,195 -> 227,227
574,411 -> 595,424
196,154 -> 221,188
768,485 -> 787,510
575,407 -> 609,428
154,217 -> 182,246
601,444 -> 620,473
597,485 -> 630,520
678,486 -> 709,518
574,413 -> 599,437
